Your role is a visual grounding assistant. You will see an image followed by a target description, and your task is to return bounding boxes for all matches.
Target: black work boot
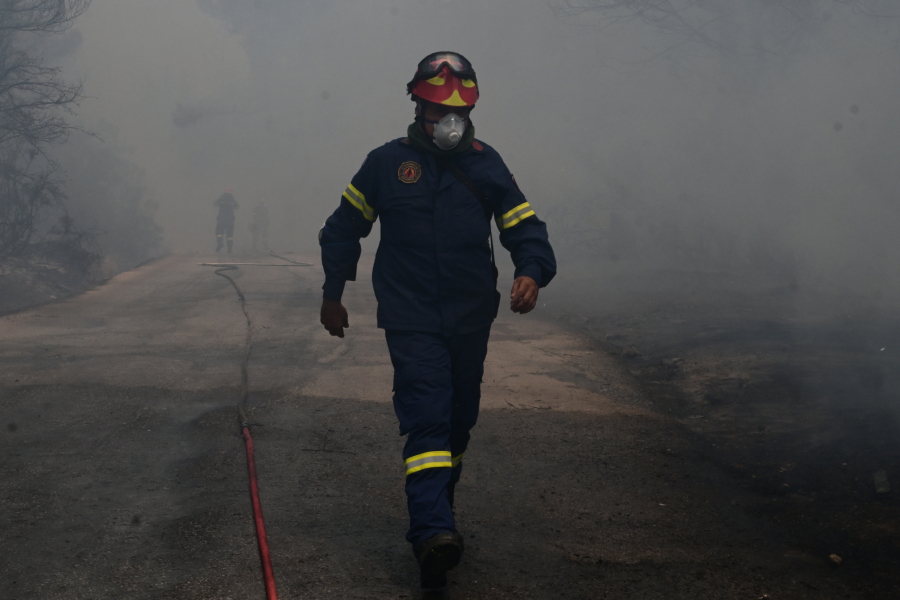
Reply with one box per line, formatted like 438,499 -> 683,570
215,243 -> 223,252
415,531 -> 464,591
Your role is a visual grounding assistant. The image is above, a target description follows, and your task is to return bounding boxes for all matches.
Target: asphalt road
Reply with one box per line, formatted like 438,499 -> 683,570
0,254 -> 868,599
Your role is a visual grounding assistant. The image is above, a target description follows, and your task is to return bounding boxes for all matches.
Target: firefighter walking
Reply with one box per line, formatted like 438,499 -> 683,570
214,187 -> 239,253
251,198 -> 269,252
319,52 -> 556,591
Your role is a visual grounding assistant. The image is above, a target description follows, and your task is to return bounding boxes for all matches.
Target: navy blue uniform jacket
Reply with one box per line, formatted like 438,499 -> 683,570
320,137 -> 556,336
214,193 -> 239,219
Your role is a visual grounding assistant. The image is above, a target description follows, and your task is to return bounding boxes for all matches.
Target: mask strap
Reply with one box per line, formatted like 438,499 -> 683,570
424,114 -> 467,126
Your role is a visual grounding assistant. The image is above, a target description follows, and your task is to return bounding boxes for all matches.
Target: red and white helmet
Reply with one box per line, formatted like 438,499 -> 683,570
406,52 -> 479,107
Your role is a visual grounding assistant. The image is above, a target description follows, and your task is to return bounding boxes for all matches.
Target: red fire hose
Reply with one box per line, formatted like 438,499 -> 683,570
205,256 -> 312,599
208,262 -> 290,600
242,424 -> 279,600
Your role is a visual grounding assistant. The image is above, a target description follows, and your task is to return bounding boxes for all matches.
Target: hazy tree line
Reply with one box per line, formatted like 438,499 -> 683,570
545,0 -> 900,290
554,0 -> 900,64
0,0 -> 160,277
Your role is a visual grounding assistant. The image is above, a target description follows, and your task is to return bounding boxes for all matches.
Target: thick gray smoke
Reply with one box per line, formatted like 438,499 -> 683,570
59,0 -> 900,304
55,128 -> 163,272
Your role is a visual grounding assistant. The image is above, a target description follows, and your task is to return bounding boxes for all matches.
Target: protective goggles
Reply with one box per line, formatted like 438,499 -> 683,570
414,52 -> 476,82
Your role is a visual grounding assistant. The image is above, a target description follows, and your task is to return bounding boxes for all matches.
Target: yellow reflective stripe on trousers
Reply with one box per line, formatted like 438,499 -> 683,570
452,452 -> 464,467
405,451 -> 452,475
342,183 -> 376,221
496,202 -> 535,230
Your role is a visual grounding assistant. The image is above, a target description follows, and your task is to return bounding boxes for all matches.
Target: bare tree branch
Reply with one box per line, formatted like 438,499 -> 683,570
0,0 -> 89,33
0,0 -> 92,260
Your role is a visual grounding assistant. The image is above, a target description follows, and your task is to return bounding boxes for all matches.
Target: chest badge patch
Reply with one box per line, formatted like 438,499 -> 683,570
398,161 -> 422,184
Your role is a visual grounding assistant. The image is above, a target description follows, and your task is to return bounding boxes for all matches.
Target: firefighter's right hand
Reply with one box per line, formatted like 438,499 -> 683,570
320,299 -> 349,338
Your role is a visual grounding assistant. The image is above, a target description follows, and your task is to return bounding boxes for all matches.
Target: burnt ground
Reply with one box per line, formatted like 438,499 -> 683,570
545,263 -> 900,599
0,260 -> 95,315
0,245 -> 129,315
1,254 -> 897,599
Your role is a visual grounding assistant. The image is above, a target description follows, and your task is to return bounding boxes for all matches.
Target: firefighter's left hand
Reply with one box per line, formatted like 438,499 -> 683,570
510,276 -> 539,314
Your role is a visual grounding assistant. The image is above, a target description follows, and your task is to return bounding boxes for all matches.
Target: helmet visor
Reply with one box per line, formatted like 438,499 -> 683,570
416,52 -> 476,81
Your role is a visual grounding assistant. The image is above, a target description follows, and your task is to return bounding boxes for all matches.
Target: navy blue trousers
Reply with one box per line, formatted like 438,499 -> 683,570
215,216 -> 234,247
385,327 -> 491,548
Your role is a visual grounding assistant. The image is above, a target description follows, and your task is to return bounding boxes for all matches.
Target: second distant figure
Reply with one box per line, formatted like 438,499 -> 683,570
250,198 -> 269,252
214,187 -> 239,253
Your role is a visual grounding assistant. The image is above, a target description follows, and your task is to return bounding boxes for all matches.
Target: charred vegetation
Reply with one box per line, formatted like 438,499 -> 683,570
0,1 -> 162,314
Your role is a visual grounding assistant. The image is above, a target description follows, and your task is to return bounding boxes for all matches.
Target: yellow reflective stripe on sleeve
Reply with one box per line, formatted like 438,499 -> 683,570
405,451 -> 452,476
451,452 -> 464,467
497,202 -> 535,230
342,183 -> 376,222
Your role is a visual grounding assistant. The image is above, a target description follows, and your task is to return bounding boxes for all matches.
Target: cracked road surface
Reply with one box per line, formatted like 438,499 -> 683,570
0,254 -> 866,599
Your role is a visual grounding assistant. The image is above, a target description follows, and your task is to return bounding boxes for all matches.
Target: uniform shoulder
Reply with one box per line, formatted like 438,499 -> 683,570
351,138 -> 418,178
372,137 -> 414,153
469,139 -> 508,169
361,138 -> 416,163
470,138 -> 501,157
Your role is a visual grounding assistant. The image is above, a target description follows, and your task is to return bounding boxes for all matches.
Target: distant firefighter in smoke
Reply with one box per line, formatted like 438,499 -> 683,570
250,198 -> 269,252
213,187 -> 239,253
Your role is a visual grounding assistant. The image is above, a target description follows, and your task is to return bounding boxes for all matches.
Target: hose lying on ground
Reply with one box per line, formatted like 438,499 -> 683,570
204,256 -> 312,599
210,264 -> 277,599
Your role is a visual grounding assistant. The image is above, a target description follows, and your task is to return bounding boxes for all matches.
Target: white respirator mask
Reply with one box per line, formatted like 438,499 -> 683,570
430,113 -> 467,150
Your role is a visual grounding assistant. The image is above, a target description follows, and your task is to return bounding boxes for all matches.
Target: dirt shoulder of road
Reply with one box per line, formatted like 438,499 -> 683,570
0,252 -> 164,316
0,261 -> 94,315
